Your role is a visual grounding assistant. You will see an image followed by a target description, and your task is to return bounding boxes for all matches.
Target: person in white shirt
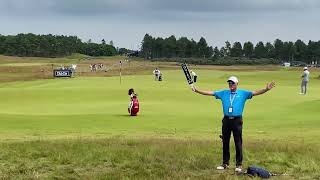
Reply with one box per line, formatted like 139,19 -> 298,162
300,67 -> 310,95
153,68 -> 161,81
190,70 -> 197,83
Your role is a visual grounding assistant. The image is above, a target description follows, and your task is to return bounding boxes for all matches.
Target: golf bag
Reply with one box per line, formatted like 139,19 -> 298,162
129,97 -> 139,116
246,166 -> 271,178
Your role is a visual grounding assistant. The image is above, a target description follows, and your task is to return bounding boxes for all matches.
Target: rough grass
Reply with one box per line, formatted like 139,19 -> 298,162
0,54 -> 310,82
0,55 -> 179,82
0,138 -> 318,179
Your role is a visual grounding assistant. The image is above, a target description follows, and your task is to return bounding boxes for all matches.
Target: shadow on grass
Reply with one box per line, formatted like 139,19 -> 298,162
111,114 -> 140,118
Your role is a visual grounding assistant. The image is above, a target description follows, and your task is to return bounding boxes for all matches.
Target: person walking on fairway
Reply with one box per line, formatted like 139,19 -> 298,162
190,76 -> 275,172
300,67 -> 310,95
153,68 -> 161,81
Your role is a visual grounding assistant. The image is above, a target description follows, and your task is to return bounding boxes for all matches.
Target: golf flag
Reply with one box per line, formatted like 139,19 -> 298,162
181,63 -> 193,85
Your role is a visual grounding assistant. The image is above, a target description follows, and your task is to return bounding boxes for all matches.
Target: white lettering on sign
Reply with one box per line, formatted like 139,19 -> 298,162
55,70 -> 71,77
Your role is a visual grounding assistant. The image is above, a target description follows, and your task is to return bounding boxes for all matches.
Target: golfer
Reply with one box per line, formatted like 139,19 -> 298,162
191,76 -> 275,172
300,67 -> 310,95
153,68 -> 161,81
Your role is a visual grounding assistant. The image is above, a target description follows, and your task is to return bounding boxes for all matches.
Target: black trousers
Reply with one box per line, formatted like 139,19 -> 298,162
193,76 -> 197,82
222,116 -> 243,166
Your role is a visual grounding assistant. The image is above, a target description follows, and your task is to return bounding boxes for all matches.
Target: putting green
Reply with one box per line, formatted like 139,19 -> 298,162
0,69 -> 319,143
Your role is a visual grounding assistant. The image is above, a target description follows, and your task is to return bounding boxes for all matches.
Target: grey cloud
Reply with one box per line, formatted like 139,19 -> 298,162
1,0 -> 320,49
1,0 -> 145,16
2,0 -> 320,17
148,0 -> 320,13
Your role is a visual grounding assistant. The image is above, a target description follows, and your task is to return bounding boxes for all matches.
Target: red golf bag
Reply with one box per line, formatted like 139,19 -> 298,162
128,96 -> 139,116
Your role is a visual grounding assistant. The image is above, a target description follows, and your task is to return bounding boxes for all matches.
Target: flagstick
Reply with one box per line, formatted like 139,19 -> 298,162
120,60 -> 122,84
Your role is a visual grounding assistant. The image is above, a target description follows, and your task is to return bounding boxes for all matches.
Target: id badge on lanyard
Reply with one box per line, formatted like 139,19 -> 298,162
229,93 -> 236,113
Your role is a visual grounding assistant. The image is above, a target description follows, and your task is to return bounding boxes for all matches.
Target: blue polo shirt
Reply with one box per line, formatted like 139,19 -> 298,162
213,89 -> 253,116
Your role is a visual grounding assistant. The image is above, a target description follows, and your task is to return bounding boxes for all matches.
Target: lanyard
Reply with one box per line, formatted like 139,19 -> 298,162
229,91 -> 237,107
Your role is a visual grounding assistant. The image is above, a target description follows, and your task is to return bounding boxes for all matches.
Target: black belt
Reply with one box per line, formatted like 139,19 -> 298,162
224,116 -> 242,120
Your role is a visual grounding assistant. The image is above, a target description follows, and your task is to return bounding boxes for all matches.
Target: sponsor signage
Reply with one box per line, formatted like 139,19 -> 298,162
53,70 -> 72,77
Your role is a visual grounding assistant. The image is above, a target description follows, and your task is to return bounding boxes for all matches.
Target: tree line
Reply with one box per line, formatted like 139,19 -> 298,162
1,33 -> 320,64
141,34 -> 213,59
0,33 -> 117,57
141,34 -> 320,64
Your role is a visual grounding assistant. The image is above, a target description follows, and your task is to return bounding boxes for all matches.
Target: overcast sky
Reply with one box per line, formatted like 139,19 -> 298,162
1,0 -> 320,49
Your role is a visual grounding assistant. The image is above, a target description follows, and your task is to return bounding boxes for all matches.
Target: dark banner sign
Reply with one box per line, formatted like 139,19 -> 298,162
53,70 -> 72,77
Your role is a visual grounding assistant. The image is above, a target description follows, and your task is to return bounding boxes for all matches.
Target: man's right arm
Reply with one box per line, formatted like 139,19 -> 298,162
191,84 -> 214,96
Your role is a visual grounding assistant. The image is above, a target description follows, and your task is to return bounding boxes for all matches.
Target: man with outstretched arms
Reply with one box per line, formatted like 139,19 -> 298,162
190,76 -> 275,173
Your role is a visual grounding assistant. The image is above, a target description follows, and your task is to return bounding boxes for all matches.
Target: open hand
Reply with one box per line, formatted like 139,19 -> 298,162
266,81 -> 275,90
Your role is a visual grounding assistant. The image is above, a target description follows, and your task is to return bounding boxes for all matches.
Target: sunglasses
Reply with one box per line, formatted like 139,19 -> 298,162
228,81 -> 236,85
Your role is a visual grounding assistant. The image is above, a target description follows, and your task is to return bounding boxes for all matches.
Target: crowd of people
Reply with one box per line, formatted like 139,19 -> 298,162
56,64 -> 77,77
58,64 -> 77,71
89,63 -> 105,72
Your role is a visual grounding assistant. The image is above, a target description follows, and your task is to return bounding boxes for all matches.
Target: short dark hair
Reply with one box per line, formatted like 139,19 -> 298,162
128,88 -> 134,95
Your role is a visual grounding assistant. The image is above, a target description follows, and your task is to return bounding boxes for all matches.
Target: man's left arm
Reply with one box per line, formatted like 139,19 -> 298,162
252,81 -> 275,96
